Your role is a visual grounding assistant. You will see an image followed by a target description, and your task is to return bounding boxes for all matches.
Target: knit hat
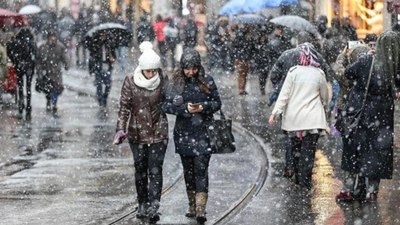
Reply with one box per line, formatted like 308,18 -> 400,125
138,41 -> 162,70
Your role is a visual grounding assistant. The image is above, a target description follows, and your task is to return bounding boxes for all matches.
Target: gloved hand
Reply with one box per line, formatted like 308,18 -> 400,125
113,130 -> 127,145
173,95 -> 184,106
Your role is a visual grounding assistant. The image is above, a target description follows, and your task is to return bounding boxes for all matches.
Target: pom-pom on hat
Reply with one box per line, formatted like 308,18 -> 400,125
138,41 -> 162,70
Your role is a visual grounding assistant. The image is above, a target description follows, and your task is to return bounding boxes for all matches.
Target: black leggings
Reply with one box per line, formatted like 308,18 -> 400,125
130,141 -> 167,204
15,64 -> 34,113
180,154 -> 211,193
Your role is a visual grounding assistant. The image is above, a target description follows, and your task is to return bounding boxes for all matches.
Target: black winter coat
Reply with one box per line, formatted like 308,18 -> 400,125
269,46 -> 336,86
7,28 -> 36,69
162,74 -> 221,156
343,54 -> 394,179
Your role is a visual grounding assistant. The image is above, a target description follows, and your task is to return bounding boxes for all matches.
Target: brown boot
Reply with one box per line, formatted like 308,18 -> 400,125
185,191 -> 196,218
195,192 -> 208,224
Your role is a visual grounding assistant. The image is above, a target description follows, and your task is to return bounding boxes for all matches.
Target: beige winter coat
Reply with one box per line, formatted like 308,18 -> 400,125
0,44 -> 7,81
272,65 -> 329,132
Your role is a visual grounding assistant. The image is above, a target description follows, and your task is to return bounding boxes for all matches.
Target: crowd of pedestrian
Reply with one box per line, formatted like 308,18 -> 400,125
2,4 -> 400,224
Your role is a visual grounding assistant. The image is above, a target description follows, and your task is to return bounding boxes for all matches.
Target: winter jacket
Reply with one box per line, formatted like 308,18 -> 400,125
331,45 -> 370,110
343,54 -> 394,178
231,28 -> 254,61
7,28 -> 36,69
136,18 -> 155,44
36,41 -> 68,94
162,70 -> 221,156
153,21 -> 166,42
182,19 -> 198,48
116,69 -> 169,144
87,40 -> 116,74
272,65 -> 329,132
270,44 -> 337,87
266,34 -> 292,68
0,43 -> 7,81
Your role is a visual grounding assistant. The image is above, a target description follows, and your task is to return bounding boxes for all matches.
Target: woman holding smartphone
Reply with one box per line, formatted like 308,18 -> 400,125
162,48 -> 221,224
114,41 -> 168,222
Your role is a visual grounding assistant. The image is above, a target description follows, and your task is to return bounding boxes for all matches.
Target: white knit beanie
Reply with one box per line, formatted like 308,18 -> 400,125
138,41 -> 162,70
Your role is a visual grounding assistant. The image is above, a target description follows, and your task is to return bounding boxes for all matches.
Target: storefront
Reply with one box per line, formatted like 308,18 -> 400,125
316,0 -> 389,38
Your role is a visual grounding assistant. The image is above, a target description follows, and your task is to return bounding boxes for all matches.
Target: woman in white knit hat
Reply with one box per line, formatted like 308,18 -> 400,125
114,41 -> 168,222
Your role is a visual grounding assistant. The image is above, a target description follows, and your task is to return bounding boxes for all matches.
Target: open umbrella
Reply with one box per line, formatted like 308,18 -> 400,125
0,8 -> 27,26
231,14 -> 266,25
219,0 -> 298,15
270,15 -> 318,34
19,5 -> 42,15
84,22 -> 133,47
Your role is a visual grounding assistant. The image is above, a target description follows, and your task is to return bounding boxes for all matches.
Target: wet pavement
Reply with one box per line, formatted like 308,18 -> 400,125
1,60 -> 400,224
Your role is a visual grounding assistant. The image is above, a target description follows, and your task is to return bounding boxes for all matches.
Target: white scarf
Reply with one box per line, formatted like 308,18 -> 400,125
133,67 -> 161,91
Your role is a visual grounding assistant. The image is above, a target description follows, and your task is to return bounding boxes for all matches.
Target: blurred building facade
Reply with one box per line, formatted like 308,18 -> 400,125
315,0 -> 394,37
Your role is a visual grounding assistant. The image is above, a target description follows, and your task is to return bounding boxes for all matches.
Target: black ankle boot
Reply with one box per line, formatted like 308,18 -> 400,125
136,203 -> 148,219
148,201 -> 160,223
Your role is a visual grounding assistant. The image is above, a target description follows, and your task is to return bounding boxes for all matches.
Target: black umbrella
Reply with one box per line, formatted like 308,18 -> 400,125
84,22 -> 132,47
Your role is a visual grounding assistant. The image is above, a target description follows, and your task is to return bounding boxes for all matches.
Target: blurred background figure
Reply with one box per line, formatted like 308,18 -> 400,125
57,7 -> 75,62
163,17 -> 180,70
7,21 -> 36,120
206,16 -> 231,71
136,14 -> 155,44
87,30 -> 116,108
36,30 -> 69,114
152,14 -> 167,67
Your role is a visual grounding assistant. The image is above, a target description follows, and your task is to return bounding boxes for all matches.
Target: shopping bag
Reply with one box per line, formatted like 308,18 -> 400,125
3,66 -> 17,92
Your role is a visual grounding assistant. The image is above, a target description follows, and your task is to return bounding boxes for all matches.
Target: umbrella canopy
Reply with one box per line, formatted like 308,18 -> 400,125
0,8 -> 20,17
19,5 -> 42,15
219,0 -> 298,15
270,15 -> 318,34
231,14 -> 267,25
84,22 -> 132,47
0,8 -> 27,26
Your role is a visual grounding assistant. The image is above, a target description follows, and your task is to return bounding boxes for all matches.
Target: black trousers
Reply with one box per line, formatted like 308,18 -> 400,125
288,134 -> 319,189
129,141 -> 167,204
180,154 -> 211,193
15,63 -> 34,114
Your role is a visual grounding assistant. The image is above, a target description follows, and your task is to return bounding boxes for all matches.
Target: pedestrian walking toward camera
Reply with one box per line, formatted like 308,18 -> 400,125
336,31 -> 400,202
269,44 -> 330,189
114,41 -> 169,223
36,31 -> 69,114
162,48 -> 221,224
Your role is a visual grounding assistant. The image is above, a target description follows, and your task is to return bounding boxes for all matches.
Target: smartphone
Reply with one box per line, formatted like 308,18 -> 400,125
188,103 -> 201,108
347,40 -> 360,49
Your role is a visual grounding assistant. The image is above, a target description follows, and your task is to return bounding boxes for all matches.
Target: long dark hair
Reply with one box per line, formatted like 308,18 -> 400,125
173,65 -> 210,94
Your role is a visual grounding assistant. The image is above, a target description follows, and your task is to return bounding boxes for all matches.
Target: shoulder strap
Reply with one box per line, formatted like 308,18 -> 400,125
361,56 -> 374,109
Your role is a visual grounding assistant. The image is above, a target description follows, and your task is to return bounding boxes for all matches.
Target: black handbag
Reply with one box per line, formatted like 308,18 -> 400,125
206,110 -> 236,154
338,57 -> 374,137
35,76 -> 46,93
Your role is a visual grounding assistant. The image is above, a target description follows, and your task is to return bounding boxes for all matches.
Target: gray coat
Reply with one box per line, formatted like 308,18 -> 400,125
36,41 -> 68,94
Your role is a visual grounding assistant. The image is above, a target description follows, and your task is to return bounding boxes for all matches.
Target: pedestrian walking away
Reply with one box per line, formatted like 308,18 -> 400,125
114,41 -> 169,223
162,48 -> 222,224
331,44 -> 370,201
87,30 -> 117,108
336,31 -> 400,203
7,25 -> 36,120
36,31 -> 69,114
268,31 -> 336,106
269,44 -> 330,189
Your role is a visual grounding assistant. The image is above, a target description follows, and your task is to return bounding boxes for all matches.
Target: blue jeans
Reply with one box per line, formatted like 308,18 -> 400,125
94,70 -> 112,107
45,85 -> 59,107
